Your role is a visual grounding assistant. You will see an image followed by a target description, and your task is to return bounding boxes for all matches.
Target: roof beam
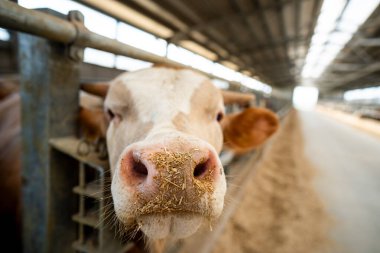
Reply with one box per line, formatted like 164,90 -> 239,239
234,35 -> 307,57
129,0 -> 188,30
298,0 -> 323,71
135,0 -> 260,75
319,62 -> 380,89
275,0 -> 293,82
168,0 -> 312,42
229,0 -> 272,81
162,7 -> 251,73
251,0 -> 279,60
355,38 -> 380,47
294,0 -> 301,83
328,63 -> 368,72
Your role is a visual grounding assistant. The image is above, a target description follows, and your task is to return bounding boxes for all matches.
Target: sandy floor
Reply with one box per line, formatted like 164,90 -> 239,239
316,106 -> 380,139
300,110 -> 380,253
209,111 -> 330,253
171,109 -> 380,253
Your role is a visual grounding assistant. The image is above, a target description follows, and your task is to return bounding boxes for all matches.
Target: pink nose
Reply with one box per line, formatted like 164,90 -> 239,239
119,142 -> 221,192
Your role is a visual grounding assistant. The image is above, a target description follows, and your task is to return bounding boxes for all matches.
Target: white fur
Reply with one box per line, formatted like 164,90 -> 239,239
106,68 -> 227,240
137,214 -> 203,239
117,68 -> 206,123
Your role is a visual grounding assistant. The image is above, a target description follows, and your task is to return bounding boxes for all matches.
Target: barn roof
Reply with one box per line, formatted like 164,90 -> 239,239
77,0 -> 380,93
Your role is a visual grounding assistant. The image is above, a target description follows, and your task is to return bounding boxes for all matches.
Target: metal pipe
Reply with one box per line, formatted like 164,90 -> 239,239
75,29 -> 183,66
0,1 -> 76,43
0,1 -> 186,67
0,1 -> 266,91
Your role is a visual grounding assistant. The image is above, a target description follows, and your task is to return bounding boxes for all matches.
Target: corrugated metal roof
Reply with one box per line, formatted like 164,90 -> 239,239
316,4 -> 380,92
78,0 -> 380,93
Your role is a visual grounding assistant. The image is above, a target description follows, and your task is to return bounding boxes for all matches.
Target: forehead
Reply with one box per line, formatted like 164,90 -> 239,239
114,67 -> 208,97
106,68 -> 222,121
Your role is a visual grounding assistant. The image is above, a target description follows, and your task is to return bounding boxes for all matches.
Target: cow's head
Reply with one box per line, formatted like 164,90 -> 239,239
81,67 -> 278,240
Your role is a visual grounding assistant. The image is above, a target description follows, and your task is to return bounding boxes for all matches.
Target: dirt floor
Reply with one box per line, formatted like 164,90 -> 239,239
316,106 -> 380,139
210,111 -> 330,253
300,110 -> 380,253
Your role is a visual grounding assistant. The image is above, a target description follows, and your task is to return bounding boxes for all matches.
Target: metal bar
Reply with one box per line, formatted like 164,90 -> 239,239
0,2 -> 186,69
78,0 -> 238,70
18,16 -> 80,252
78,163 -> 85,245
0,1 -> 259,86
0,1 -> 76,43
357,38 -> 380,47
74,29 -> 181,65
50,136 -> 132,252
320,62 -> 380,87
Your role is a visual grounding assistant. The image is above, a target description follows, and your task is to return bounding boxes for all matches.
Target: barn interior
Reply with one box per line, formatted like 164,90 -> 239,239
0,0 -> 380,253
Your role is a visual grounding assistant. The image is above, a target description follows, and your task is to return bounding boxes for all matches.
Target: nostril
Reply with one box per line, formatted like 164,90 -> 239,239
132,159 -> 148,177
193,159 -> 209,178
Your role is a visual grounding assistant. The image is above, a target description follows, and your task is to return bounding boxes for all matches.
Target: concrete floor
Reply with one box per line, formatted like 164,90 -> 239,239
299,111 -> 380,253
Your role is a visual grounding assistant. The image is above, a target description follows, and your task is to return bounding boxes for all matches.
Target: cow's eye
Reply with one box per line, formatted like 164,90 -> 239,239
106,108 -> 115,120
216,112 -> 224,122
106,108 -> 122,124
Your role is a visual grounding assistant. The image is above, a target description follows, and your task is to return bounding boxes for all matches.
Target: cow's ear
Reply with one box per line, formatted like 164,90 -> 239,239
221,90 -> 255,106
81,82 -> 109,98
79,107 -> 108,141
221,107 -> 279,154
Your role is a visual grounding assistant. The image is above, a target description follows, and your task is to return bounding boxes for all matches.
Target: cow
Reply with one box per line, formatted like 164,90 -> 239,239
0,67 -> 279,253
0,79 -> 21,253
80,66 -> 279,252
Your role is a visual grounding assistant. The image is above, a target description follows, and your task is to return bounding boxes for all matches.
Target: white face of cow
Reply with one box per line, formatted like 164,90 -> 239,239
105,68 -> 227,239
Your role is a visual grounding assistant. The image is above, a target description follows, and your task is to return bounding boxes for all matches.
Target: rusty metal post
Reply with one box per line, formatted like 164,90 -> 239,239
18,9 -> 82,253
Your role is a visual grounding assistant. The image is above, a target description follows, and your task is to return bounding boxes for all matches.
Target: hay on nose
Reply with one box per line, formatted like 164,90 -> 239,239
133,150 -> 215,217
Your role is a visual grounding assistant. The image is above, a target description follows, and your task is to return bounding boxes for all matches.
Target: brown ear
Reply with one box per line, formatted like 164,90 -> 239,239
221,90 -> 255,106
222,107 -> 279,154
81,82 -> 109,98
79,107 -> 108,142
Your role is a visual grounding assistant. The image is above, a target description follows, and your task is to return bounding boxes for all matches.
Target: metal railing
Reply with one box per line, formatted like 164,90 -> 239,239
0,1 -> 233,83
50,137 -> 133,253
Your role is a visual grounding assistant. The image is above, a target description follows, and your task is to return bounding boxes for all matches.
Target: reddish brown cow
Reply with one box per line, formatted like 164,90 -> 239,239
0,81 -> 21,252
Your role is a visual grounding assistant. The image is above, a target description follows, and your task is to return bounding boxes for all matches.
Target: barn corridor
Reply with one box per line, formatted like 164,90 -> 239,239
1,0 -> 380,252
300,111 -> 380,253
191,110 -> 380,253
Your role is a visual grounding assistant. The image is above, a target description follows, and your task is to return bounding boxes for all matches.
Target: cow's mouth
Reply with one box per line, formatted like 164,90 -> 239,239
136,213 -> 204,239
